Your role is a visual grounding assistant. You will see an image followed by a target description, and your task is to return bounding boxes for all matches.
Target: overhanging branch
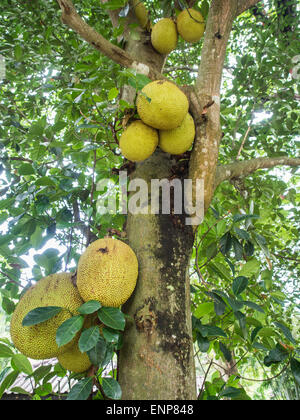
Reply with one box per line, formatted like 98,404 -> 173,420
56,0 -> 161,79
214,156 -> 300,188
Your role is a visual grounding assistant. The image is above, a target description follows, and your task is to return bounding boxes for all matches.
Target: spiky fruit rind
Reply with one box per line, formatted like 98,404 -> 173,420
132,0 -> 149,29
57,341 -> 92,373
10,273 -> 84,360
137,80 -> 189,130
177,8 -> 205,43
119,120 -> 158,162
159,113 -> 195,154
77,238 -> 138,308
151,18 -> 178,55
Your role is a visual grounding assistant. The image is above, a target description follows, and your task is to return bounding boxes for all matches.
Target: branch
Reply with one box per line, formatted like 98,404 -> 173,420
214,156 -> 300,187
56,0 -> 160,80
236,0 -> 261,16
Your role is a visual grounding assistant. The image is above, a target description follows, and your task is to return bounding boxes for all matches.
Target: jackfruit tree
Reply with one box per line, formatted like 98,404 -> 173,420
0,0 -> 300,401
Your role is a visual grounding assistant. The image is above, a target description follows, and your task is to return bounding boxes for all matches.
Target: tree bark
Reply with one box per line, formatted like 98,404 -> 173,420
119,151 -> 197,400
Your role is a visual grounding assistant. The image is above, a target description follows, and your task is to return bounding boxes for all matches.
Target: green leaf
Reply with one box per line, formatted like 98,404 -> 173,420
273,321 -> 296,345
233,227 -> 250,241
102,327 -> 120,344
22,306 -> 63,327
98,307 -> 126,331
209,261 -> 232,281
291,358 -> 300,386
56,315 -> 84,347
108,87 -> 119,100
234,311 -> 247,338
12,354 -> 33,375
102,377 -> 122,400
0,371 -> 19,399
196,332 -> 210,353
87,336 -> 107,366
78,326 -> 101,353
18,163 -> 35,175
220,386 -> 242,399
232,276 -> 248,296
0,343 -> 14,358
219,341 -> 232,362
239,258 -> 260,277
219,232 -> 232,255
67,377 -> 93,401
264,343 -> 289,367
232,237 -> 243,261
193,302 -> 214,318
78,300 -> 102,315
200,325 -> 227,338
242,300 -> 264,313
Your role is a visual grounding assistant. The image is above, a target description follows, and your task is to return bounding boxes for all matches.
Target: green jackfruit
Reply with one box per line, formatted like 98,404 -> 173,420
151,18 -> 178,55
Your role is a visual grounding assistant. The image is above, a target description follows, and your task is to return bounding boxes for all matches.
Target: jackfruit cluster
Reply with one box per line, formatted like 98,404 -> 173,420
10,238 -> 139,374
130,2 -> 205,54
150,8 -> 205,55
119,79 -> 195,161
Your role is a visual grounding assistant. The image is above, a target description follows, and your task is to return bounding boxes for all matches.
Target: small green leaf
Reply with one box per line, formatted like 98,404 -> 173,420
56,315 -> 84,347
78,300 -> 102,315
274,321 -> 296,345
196,332 -> 210,353
108,87 -> 119,100
291,358 -> 300,386
67,377 -> 93,401
219,341 -> 232,362
232,276 -> 248,296
102,377 -> 122,400
102,327 -> 120,344
98,307 -> 126,331
239,258 -> 260,277
219,232 -> 232,255
12,354 -> 33,375
87,336 -> 107,366
243,300 -> 264,313
0,344 -> 14,358
78,326 -> 101,353
264,343 -> 289,367
22,306 -> 63,327
18,163 -> 35,175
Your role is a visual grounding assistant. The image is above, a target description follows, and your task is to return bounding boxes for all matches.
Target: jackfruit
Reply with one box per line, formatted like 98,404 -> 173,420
10,273 -> 84,360
151,18 -> 178,55
119,120 -> 158,162
176,8 -> 205,43
57,340 -> 92,373
132,0 -> 149,29
159,112 -> 195,155
77,238 -> 138,308
137,80 -> 189,130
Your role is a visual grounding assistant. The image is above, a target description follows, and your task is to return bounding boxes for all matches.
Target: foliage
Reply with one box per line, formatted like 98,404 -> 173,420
0,0 -> 299,400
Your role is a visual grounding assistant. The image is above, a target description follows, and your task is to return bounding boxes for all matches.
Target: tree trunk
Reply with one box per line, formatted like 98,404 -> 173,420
119,150 -> 197,400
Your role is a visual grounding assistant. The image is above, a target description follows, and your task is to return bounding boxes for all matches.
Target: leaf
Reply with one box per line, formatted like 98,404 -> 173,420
87,336 -> 107,366
209,261 -> 232,281
102,327 -> 120,344
291,358 -> 300,386
264,343 -> 289,367
219,341 -> 232,363
18,163 -> 35,175
12,354 -> 33,375
0,371 -> 19,399
0,343 -> 14,358
219,232 -> 232,255
102,377 -> 122,400
78,326 -> 101,353
232,276 -> 248,296
98,307 -> 126,331
193,302 -> 214,319
234,311 -> 247,338
22,306 -> 63,327
273,321 -> 296,345
242,300 -> 264,313
108,87 -> 119,100
232,237 -> 243,261
239,258 -> 260,277
200,325 -> 227,338
67,377 -> 93,401
251,326 -> 262,343
233,213 -> 259,223
56,315 -> 84,347
233,227 -> 250,241
220,386 -> 242,399
78,300 -> 102,315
